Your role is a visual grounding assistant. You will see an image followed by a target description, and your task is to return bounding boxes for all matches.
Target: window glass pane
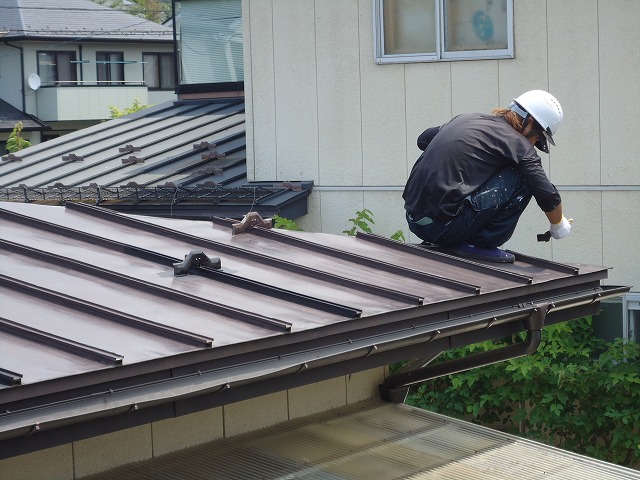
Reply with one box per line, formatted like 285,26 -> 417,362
160,54 -> 175,89
143,54 -> 160,88
179,0 -> 243,84
97,52 -> 123,84
382,0 -> 436,54
97,52 -> 108,83
56,52 -> 77,84
444,0 -> 508,52
38,52 -> 56,85
111,52 -> 124,83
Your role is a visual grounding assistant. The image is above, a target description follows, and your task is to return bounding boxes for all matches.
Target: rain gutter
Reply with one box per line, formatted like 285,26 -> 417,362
379,304 -> 548,403
0,285 -> 627,443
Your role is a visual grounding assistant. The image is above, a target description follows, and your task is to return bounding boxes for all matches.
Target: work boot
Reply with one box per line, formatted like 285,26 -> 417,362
450,244 -> 515,263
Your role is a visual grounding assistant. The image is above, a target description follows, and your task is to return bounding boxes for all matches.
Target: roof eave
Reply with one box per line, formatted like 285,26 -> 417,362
0,284 -> 628,459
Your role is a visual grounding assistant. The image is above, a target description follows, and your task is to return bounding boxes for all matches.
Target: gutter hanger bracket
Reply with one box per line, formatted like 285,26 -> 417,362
379,303 -> 549,404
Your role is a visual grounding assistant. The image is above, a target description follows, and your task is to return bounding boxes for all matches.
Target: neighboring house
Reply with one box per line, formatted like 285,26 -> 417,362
0,1 -> 638,478
0,0 -> 177,149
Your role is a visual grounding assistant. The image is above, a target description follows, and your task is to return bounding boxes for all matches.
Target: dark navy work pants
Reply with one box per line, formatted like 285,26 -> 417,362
406,168 -> 532,248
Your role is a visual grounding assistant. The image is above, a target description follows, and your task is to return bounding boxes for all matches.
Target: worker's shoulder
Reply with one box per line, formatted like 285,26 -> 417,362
443,112 -> 505,131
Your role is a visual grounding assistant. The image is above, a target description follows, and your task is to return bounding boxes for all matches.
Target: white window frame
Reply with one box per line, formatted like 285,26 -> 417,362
373,0 -> 514,64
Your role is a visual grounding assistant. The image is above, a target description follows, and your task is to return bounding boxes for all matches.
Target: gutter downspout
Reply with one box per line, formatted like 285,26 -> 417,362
379,303 -> 549,403
4,42 -> 26,112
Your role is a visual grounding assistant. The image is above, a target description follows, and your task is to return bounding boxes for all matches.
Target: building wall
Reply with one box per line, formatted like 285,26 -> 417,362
0,44 -> 25,111
0,367 -> 386,479
243,0 -> 640,292
1,40 -> 176,143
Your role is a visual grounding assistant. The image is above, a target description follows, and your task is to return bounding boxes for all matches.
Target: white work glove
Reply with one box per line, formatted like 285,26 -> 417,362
549,216 -> 572,239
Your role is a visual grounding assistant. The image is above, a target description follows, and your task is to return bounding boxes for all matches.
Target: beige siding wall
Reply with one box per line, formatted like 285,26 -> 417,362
244,0 -> 640,291
0,367 -> 386,479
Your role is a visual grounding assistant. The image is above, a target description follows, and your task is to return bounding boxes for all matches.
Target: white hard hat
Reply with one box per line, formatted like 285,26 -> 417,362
509,90 -> 563,153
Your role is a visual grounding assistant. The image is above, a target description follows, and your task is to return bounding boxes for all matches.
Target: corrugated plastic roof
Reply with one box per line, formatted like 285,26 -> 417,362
83,401 -> 640,480
0,98 -> 312,219
0,200 -> 627,459
0,0 -> 172,42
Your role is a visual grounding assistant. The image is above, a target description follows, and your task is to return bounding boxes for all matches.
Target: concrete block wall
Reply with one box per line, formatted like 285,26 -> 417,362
0,367 -> 386,479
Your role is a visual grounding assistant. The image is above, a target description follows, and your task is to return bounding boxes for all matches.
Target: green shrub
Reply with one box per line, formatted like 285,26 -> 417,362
272,215 -> 303,231
342,208 -> 405,242
273,209 -> 406,242
109,98 -> 150,118
6,121 -> 31,153
404,317 -> 640,468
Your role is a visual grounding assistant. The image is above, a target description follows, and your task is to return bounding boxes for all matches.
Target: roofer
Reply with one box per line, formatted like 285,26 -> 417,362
403,90 -> 571,263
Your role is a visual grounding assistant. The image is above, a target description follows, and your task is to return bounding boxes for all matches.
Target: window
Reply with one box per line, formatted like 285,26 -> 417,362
96,52 -> 124,85
374,0 -> 513,64
143,53 -> 176,90
623,293 -> 640,342
176,0 -> 243,85
37,51 -> 78,86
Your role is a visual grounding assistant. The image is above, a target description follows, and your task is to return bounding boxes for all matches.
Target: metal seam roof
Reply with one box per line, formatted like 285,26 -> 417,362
0,98 -> 313,219
0,200 -> 628,458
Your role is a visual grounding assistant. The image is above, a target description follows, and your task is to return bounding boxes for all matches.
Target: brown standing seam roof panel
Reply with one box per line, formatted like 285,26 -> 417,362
0,200 -> 627,458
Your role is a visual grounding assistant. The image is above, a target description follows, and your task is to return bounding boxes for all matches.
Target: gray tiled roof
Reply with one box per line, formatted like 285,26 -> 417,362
0,0 -> 172,42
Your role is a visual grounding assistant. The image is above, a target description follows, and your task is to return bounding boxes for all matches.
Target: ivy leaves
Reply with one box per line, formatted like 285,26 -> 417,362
404,317 -> 640,468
